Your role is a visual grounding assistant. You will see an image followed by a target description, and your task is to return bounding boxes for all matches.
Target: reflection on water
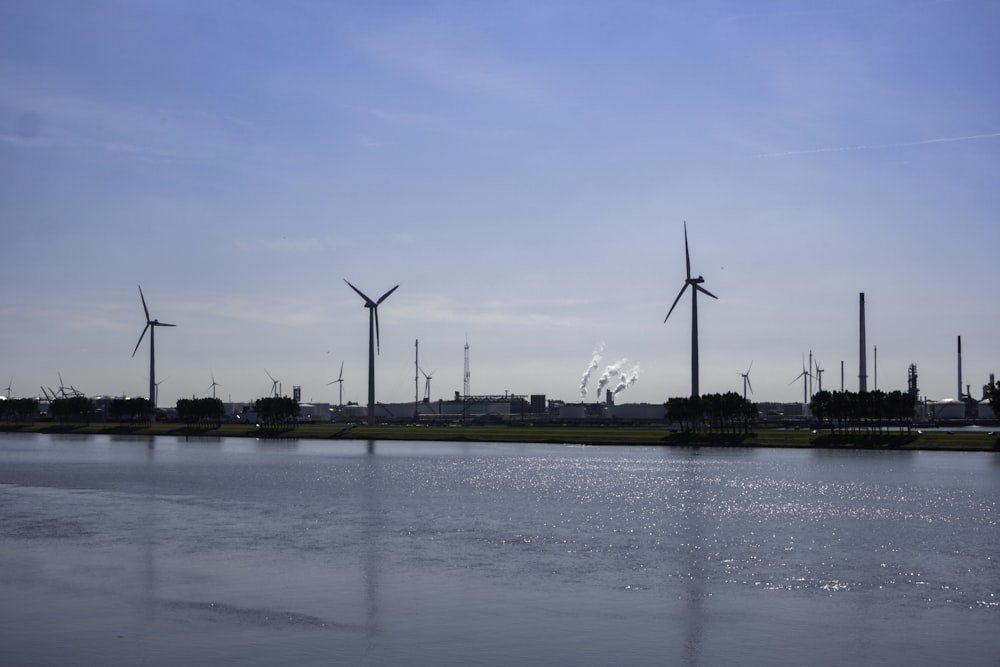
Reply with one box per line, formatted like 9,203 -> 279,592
0,434 -> 997,666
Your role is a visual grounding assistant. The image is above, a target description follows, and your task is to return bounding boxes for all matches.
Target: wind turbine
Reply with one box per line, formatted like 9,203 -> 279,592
132,286 -> 175,423
664,221 -> 718,398
814,359 -> 825,393
4,378 -> 12,399
420,367 -> 435,403
790,355 -> 812,405
345,279 -> 399,426
154,377 -> 168,407
207,372 -> 221,400
265,369 -> 281,398
326,361 -> 345,406
739,362 -> 753,401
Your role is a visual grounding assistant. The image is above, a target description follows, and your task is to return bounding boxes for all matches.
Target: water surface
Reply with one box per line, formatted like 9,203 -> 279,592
1,434 -> 997,665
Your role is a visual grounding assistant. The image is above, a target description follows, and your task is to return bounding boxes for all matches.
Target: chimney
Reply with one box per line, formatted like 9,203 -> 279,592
859,293 -> 867,392
957,336 -> 962,400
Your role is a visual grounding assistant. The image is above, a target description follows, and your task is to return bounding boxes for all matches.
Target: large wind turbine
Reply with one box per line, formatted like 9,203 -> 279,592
345,280 -> 399,425
132,286 -> 175,423
664,222 -> 718,398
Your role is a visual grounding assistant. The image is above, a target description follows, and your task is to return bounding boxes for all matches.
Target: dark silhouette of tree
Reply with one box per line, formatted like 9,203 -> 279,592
254,396 -> 300,427
49,396 -> 96,423
665,393 -> 757,435
108,397 -> 151,423
0,398 -> 38,423
985,381 -> 1000,419
176,398 -> 225,425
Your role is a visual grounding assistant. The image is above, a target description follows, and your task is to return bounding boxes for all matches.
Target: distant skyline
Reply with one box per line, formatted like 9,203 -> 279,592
2,1 -> 998,407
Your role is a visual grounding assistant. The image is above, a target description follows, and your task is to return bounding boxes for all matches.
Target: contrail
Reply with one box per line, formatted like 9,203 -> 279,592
579,343 -> 604,398
757,131 -> 1000,158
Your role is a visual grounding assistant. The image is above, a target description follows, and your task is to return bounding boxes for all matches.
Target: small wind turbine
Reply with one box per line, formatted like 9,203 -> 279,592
154,377 -> 168,407
420,367 -> 436,403
132,286 -> 175,423
345,279 -> 399,426
207,372 -> 221,400
4,378 -> 12,399
790,355 -> 812,404
265,369 -> 281,398
814,359 -> 825,393
664,222 -> 718,398
739,362 -> 753,401
326,361 -> 345,406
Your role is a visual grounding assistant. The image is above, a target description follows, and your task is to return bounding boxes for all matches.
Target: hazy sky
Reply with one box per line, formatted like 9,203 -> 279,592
2,0 -> 998,408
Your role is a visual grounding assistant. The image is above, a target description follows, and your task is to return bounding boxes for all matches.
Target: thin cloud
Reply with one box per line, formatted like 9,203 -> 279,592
758,132 -> 1000,158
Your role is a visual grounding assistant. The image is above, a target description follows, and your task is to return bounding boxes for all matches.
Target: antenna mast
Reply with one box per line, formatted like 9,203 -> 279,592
464,336 -> 470,399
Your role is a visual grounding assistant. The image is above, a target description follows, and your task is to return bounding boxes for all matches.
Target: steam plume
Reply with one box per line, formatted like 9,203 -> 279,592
613,363 -> 641,396
596,358 -> 626,398
579,343 -> 605,398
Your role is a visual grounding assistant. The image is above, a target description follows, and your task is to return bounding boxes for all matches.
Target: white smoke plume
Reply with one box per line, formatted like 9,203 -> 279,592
612,363 -> 641,397
579,343 -> 605,398
595,358 -> 626,399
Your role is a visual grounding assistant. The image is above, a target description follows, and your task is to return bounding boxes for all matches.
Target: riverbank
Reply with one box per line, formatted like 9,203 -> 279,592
1,422 -> 998,451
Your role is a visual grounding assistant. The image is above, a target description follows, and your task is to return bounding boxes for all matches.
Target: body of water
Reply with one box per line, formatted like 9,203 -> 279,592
1,433 -> 997,666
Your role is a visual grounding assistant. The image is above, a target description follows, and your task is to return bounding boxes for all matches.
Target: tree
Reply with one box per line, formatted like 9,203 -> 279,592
986,381 -> 1000,419
254,396 -> 300,427
49,396 -> 95,423
0,398 -> 38,423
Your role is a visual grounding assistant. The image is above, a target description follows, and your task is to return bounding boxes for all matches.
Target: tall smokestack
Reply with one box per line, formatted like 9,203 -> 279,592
957,335 -> 962,400
859,293 -> 867,393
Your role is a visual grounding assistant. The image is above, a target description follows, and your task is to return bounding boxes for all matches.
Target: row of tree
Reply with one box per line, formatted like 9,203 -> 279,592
809,390 -> 917,433
107,398 -> 151,422
0,398 -> 39,422
253,396 -> 301,427
49,396 -> 97,422
176,397 -> 225,424
665,392 -> 757,433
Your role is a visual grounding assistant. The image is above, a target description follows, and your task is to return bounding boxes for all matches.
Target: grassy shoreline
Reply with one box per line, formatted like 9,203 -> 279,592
1,422 -> 997,452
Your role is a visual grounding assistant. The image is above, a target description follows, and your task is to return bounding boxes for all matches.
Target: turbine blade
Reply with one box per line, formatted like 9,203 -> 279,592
344,279 -> 375,305
132,323 -> 150,357
663,284 -> 689,323
683,221 -> 691,279
339,360 -> 344,380
696,284 -> 719,300
747,377 -> 754,394
376,284 -> 400,305
375,307 -> 381,354
138,285 -> 150,322
155,322 -> 176,327
265,368 -> 275,382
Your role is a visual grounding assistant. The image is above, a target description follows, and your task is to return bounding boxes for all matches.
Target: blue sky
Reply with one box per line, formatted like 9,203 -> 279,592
2,0 -> 998,408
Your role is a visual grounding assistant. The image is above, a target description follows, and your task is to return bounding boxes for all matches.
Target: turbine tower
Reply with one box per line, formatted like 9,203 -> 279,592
132,285 -> 175,423
664,221 -> 718,398
345,280 -> 399,426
